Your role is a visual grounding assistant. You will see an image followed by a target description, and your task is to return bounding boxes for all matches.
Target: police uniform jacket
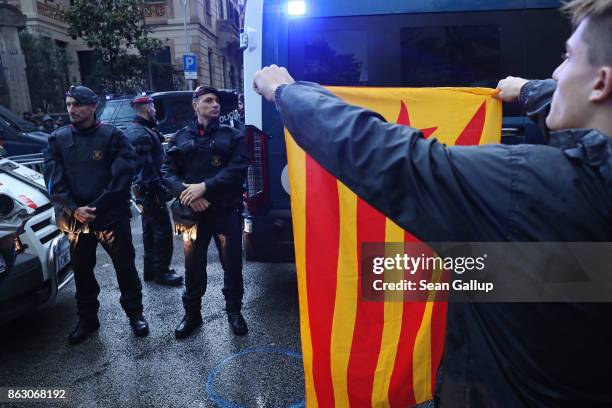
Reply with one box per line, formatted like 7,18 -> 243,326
162,119 -> 247,214
44,122 -> 137,231
275,81 -> 612,406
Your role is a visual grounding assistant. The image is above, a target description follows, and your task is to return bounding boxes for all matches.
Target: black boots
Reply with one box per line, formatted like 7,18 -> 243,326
174,312 -> 247,338
129,315 -> 150,337
174,314 -> 203,339
69,315 -> 149,345
154,270 -> 183,286
68,318 -> 100,345
227,312 -> 248,336
144,269 -> 184,286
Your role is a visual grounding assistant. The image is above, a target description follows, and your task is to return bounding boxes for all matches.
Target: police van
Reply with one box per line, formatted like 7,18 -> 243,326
98,90 -> 241,136
241,0 -> 570,261
0,154 -> 72,324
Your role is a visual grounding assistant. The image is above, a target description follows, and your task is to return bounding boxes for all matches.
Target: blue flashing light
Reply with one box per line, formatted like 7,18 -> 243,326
105,95 -> 112,100
287,1 -> 305,16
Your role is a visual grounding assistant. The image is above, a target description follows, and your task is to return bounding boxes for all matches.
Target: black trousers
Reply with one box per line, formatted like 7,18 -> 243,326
181,208 -> 243,316
68,219 -> 143,320
141,196 -> 173,279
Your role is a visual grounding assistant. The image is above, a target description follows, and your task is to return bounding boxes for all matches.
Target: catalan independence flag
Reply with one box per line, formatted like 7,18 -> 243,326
285,87 -> 502,407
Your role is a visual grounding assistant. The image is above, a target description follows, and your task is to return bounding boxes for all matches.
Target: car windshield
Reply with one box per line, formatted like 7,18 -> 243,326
0,105 -> 38,133
98,100 -> 120,122
99,99 -> 135,129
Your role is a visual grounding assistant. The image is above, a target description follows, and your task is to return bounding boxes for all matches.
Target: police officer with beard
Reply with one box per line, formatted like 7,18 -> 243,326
162,85 -> 248,339
124,96 -> 182,286
44,86 -> 149,345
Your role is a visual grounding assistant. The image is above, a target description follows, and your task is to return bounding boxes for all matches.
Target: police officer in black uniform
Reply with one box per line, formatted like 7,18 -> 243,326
44,86 -> 149,345
124,96 -> 183,286
162,85 -> 248,339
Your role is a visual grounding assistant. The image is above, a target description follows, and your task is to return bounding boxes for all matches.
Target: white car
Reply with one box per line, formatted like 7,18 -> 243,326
0,155 -> 72,324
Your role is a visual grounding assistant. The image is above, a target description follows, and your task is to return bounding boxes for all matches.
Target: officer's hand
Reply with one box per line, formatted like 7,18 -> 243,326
253,65 -> 295,103
495,76 -> 529,103
190,197 -> 210,213
74,206 -> 96,223
180,182 -> 206,206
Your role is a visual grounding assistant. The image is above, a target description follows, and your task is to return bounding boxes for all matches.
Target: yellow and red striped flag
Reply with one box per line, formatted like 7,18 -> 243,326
286,87 -> 502,407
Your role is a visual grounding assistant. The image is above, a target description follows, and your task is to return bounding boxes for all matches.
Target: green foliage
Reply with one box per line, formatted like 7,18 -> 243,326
19,31 -> 72,112
65,0 -> 163,93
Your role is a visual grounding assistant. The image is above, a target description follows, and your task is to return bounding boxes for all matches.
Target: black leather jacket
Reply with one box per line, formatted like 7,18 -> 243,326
43,122 -> 136,231
277,81 -> 612,406
162,119 -> 247,218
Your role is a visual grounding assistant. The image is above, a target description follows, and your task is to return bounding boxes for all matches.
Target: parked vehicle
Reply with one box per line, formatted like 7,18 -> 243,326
0,154 -> 73,325
0,105 -> 49,157
99,90 -> 241,135
242,0 -> 570,261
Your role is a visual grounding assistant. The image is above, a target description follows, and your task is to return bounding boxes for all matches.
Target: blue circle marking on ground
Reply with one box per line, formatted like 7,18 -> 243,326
206,346 -> 306,408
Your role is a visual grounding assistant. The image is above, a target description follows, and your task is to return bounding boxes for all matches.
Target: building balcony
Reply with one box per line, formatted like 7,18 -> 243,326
144,1 -> 172,20
35,1 -> 67,24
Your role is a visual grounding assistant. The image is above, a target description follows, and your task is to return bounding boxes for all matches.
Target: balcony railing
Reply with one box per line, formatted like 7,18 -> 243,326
144,2 -> 169,19
36,1 -> 67,23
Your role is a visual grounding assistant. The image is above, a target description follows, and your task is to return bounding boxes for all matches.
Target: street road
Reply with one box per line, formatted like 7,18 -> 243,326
0,215 -> 304,408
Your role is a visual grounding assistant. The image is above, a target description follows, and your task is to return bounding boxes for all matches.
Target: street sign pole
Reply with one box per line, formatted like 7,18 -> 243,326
180,0 -> 193,90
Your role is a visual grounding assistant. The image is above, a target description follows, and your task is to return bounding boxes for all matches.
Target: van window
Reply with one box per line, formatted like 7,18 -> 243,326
154,99 -> 166,122
288,9 -> 569,115
165,97 -> 194,126
400,25 -> 500,87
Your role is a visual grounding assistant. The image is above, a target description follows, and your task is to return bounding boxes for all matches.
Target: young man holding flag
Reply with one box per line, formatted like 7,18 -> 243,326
252,0 -> 612,405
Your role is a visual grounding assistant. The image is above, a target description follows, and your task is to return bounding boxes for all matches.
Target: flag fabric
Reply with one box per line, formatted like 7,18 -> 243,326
286,87 -> 502,407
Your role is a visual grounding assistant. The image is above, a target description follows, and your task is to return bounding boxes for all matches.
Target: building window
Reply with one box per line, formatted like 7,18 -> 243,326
208,49 -> 214,86
222,57 -> 227,88
205,0 -> 212,24
229,65 -> 236,89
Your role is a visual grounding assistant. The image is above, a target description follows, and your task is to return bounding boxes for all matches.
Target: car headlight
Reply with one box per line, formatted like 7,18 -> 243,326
0,194 -> 15,216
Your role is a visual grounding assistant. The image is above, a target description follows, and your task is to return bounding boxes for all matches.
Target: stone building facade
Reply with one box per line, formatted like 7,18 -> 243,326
144,0 -> 244,91
7,0 -> 86,86
6,0 -> 243,112
0,3 -> 30,114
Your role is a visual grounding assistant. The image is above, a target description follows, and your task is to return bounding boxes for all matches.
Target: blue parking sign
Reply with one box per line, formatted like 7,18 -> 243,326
183,53 -> 197,72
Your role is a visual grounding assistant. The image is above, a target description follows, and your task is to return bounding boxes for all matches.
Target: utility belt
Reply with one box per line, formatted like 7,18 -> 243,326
131,183 -> 170,206
170,197 -> 242,229
55,206 -> 130,234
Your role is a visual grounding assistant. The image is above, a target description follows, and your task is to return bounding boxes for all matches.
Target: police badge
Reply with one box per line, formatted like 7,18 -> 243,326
211,155 -> 222,167
92,149 -> 103,160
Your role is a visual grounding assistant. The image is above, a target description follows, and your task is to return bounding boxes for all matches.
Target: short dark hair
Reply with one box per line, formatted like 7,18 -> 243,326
562,0 -> 612,65
193,85 -> 220,101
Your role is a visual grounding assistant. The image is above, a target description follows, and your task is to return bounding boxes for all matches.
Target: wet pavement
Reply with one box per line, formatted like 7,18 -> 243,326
0,215 -> 304,408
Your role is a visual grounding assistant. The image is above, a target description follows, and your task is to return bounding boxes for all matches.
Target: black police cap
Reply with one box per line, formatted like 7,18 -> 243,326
66,85 -> 99,105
